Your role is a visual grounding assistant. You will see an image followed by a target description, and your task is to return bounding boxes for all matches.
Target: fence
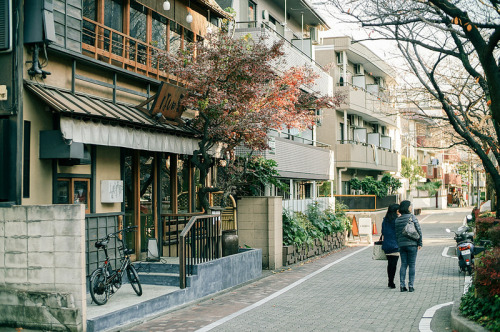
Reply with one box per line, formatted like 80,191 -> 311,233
334,195 -> 397,211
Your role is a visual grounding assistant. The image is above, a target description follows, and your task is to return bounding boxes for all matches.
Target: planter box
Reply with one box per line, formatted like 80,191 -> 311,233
282,231 -> 347,266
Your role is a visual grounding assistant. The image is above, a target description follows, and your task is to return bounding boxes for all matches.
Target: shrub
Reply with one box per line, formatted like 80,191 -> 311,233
460,286 -> 500,332
282,202 -> 351,247
476,217 -> 499,240
282,210 -> 310,247
305,202 -> 332,236
474,247 -> 500,298
488,224 -> 500,247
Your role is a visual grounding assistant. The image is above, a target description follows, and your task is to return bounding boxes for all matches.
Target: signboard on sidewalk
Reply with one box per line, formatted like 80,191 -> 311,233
358,218 -> 372,234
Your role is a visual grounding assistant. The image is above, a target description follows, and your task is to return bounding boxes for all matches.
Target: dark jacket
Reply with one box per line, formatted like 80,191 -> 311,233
395,213 -> 423,247
381,217 -> 399,254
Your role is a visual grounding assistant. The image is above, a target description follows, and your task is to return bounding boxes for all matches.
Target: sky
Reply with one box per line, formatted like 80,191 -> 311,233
309,0 -> 405,71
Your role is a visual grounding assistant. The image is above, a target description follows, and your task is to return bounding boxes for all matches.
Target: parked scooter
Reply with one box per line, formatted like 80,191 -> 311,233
446,215 -> 485,275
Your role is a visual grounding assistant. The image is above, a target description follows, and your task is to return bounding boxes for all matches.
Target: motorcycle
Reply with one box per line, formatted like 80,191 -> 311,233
446,215 -> 485,275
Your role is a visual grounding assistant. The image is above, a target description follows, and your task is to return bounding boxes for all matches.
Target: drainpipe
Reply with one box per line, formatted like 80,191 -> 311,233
338,168 -> 347,194
343,110 -> 348,142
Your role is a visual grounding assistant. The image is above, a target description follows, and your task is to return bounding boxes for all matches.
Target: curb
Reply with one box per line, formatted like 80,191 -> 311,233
451,295 -> 488,332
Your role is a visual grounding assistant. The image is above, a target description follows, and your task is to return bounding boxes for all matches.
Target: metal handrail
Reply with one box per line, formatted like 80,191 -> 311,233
179,214 -> 222,288
337,139 -> 397,153
271,129 -> 331,148
235,21 -> 326,71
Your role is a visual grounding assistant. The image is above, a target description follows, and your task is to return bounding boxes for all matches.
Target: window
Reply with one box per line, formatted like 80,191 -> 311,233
130,1 -> 147,42
336,52 -> 343,64
248,1 -> 256,22
23,121 -> 30,198
152,12 -> 167,50
104,0 -> 123,32
56,178 -> 91,214
170,22 -> 181,54
83,0 -> 97,45
104,0 -> 123,55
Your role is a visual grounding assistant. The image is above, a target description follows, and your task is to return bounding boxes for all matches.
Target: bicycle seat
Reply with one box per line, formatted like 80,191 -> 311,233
95,239 -> 109,248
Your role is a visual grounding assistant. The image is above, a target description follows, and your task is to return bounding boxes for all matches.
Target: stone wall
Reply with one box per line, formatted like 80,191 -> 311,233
237,197 -> 283,269
283,232 -> 347,266
0,205 -> 86,331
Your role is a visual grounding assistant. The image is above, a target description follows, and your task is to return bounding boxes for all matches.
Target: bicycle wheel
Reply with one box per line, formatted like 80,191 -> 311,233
126,265 -> 142,296
90,269 -> 109,305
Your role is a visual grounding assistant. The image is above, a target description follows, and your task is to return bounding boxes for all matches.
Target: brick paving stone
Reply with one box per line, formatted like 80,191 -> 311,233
126,208 -> 469,332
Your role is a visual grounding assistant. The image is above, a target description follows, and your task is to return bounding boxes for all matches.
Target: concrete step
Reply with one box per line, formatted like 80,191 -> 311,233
134,261 -> 179,274
138,272 -> 180,286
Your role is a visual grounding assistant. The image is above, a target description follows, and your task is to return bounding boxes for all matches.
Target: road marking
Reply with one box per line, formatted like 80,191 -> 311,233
195,246 -> 371,332
464,275 -> 472,294
419,302 -> 453,332
442,246 -> 458,259
418,214 -> 433,223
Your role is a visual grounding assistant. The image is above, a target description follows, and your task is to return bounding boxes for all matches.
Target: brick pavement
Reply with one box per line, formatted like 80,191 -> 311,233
125,209 -> 467,332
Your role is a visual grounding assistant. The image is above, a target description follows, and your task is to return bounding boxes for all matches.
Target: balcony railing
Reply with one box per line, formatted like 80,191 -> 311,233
336,141 -> 398,172
234,22 -> 332,96
336,82 -> 396,125
82,18 -> 172,80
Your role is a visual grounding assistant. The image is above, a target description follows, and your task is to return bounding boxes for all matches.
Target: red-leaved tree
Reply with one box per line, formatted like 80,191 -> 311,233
162,31 -> 341,211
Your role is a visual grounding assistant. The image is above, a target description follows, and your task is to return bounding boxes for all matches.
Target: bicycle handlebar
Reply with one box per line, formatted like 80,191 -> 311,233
98,226 -> 138,241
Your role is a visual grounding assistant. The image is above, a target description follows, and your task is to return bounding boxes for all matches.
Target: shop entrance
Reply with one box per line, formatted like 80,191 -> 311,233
123,150 -> 202,261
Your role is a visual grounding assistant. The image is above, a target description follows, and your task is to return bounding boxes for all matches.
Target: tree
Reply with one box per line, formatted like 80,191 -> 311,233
161,31 -> 341,211
401,157 -> 424,190
327,0 -> 500,216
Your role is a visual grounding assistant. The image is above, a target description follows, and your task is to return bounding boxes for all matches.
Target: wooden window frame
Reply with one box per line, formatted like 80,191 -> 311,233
56,178 -> 91,214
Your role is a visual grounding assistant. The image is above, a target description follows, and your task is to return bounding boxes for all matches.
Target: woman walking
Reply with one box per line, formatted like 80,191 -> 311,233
381,204 -> 400,289
395,200 -> 423,292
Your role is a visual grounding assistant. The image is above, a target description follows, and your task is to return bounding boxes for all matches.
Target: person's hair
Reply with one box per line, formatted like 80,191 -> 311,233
385,203 -> 400,221
399,200 -> 412,214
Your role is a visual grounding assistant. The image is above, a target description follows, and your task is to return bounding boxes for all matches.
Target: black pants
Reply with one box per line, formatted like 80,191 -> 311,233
387,255 -> 399,286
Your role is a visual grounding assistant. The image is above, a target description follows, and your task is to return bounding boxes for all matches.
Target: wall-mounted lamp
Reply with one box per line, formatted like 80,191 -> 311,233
163,0 -> 170,11
186,0 -> 193,23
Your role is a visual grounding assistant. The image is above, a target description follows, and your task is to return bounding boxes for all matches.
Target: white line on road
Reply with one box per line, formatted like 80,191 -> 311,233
442,246 -> 458,259
417,214 -> 433,223
195,246 -> 371,332
419,302 -> 454,332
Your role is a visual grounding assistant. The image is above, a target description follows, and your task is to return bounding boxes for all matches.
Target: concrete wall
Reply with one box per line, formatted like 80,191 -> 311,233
412,196 -> 448,210
0,205 -> 86,331
237,197 -> 283,269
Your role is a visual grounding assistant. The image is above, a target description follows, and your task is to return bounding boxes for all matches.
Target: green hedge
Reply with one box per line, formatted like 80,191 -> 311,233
283,202 -> 351,247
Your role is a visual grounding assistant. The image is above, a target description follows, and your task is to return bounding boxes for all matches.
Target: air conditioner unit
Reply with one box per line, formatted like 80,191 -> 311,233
0,0 -> 13,53
354,64 -> 364,75
309,27 -> 319,45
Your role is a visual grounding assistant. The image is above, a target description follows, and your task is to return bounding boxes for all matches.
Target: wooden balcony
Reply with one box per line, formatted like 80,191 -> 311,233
82,18 -> 173,81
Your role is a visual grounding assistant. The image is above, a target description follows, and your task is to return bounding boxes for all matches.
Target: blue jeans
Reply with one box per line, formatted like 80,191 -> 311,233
400,246 -> 418,288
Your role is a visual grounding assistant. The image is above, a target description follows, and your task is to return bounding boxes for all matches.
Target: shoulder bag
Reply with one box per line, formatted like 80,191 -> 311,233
372,239 -> 387,260
402,215 -> 420,240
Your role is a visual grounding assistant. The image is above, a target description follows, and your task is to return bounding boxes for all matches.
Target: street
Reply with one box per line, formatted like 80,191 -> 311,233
125,208 -> 470,332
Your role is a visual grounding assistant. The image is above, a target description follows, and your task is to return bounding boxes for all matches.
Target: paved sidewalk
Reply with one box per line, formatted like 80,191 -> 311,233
125,208 -> 467,332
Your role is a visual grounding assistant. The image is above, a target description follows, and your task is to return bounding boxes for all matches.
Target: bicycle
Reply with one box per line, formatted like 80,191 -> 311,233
89,226 -> 143,305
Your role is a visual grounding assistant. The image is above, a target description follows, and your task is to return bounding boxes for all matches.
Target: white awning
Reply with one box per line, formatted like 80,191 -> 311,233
60,117 -> 200,155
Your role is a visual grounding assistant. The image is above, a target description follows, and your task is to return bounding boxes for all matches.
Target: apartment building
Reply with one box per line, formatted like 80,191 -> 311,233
219,0 -> 336,212
315,36 -> 400,194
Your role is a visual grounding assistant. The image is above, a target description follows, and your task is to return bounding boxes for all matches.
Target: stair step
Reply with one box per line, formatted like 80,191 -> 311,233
138,272 -> 180,286
134,262 -> 179,274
